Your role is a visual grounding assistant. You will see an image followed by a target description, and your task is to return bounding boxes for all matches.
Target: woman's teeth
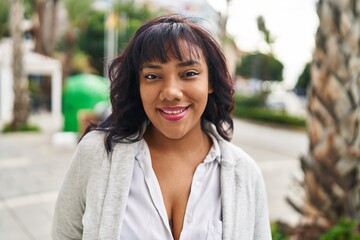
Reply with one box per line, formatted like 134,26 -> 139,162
161,108 -> 186,115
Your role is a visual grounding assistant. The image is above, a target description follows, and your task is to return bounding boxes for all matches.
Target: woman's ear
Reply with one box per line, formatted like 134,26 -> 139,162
208,84 -> 214,94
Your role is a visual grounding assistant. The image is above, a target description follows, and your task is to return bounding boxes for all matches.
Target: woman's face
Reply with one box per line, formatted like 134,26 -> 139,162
139,47 -> 212,140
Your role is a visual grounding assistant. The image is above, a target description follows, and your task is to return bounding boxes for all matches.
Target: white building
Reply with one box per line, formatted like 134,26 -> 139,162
0,38 -> 62,129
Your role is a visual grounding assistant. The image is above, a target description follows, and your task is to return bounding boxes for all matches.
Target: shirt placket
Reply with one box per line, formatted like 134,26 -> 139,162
138,143 -> 174,239
180,163 -> 206,240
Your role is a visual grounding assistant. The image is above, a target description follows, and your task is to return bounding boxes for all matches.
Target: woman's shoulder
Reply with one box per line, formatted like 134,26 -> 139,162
72,131 -> 109,169
79,130 -> 106,145
77,130 -> 140,160
219,139 -> 262,175
205,122 -> 261,174
77,130 -> 107,153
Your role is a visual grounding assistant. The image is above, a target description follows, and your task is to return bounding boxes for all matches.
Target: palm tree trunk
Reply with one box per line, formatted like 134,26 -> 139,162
287,0 -> 360,239
32,0 -> 58,56
10,0 -> 30,129
62,27 -> 77,80
217,0 -> 232,44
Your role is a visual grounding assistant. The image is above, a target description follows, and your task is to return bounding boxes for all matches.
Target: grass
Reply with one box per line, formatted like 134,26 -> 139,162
2,123 -> 41,133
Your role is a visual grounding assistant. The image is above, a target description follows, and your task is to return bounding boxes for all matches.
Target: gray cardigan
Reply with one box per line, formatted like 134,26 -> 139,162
52,125 -> 272,240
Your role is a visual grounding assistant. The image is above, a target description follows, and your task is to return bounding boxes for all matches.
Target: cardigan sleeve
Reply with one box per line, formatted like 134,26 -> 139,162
52,144 -> 86,240
253,171 -> 272,240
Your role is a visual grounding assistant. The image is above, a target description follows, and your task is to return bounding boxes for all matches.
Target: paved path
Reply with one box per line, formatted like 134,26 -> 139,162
0,133 -> 75,240
0,118 -> 307,239
232,120 -> 307,224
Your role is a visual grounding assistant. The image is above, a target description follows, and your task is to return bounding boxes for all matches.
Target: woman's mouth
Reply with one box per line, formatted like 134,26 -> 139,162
158,106 -> 190,121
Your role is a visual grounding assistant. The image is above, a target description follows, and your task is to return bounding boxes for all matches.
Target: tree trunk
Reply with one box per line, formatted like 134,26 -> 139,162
32,0 -> 58,56
62,27 -> 76,80
10,0 -> 30,129
289,0 -> 360,239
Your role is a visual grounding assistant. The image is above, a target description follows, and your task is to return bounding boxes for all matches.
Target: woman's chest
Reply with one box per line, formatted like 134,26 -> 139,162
120,156 -> 222,240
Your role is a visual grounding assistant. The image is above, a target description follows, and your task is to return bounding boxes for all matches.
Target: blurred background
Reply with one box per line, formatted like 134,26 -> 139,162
0,0 -> 317,133
1,0 -> 359,239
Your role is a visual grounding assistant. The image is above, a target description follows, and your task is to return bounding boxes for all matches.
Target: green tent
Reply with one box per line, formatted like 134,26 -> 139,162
62,74 -> 109,132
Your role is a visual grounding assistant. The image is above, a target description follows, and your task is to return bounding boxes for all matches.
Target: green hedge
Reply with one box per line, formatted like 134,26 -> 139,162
233,94 -> 306,128
234,93 -> 267,108
232,106 -> 306,128
321,219 -> 360,240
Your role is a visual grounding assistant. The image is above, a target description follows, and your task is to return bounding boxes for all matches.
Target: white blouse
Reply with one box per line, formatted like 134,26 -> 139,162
120,134 -> 222,240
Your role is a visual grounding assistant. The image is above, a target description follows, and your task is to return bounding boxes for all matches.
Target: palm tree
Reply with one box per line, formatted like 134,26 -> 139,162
9,0 -> 30,130
31,0 -> 59,56
256,16 -> 275,55
287,1 -> 360,239
217,0 -> 232,43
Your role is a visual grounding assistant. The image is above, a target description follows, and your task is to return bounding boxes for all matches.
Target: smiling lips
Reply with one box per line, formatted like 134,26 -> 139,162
158,106 -> 190,121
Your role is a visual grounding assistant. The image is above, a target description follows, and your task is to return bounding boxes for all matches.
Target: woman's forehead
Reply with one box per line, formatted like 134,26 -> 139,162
140,53 -> 206,70
140,40 -> 205,65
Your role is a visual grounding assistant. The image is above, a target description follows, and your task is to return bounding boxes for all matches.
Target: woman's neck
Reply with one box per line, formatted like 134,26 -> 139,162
143,123 -> 212,162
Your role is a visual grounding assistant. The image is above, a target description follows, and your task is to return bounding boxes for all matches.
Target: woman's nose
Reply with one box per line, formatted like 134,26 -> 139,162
159,78 -> 183,101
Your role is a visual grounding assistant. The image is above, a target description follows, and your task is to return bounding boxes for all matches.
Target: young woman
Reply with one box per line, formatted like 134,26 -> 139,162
52,15 -> 271,240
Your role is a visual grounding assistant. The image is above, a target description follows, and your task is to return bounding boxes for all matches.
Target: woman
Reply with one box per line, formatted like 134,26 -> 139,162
52,15 -> 271,240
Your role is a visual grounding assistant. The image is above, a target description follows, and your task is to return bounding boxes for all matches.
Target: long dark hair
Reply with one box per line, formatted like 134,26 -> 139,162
84,15 -> 234,152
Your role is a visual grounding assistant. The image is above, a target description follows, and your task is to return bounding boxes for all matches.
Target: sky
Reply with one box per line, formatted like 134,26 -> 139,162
206,0 -> 319,88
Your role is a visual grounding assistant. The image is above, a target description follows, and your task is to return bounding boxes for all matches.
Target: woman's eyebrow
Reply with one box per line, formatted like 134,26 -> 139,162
142,63 -> 162,69
142,60 -> 201,69
177,60 -> 201,67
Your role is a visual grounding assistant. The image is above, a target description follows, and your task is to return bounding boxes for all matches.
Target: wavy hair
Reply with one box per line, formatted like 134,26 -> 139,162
84,15 -> 234,152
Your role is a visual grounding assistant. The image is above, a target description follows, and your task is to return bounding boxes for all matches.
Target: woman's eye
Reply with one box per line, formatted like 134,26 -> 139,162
182,71 -> 199,78
144,74 -> 159,80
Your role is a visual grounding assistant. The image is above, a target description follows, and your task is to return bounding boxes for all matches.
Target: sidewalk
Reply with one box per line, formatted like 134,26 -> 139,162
231,119 -> 306,225
0,133 -> 76,240
0,118 -> 306,239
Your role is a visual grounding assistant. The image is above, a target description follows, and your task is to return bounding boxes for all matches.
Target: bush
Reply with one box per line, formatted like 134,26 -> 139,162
234,93 -> 268,108
321,219 -> 360,240
271,222 -> 289,240
233,94 -> 306,128
236,52 -> 284,81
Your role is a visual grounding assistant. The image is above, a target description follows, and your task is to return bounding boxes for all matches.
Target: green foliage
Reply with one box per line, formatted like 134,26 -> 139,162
295,62 -> 311,89
233,94 -> 306,128
236,52 -> 284,81
71,50 -> 97,74
271,222 -> 289,240
114,0 -> 158,49
321,219 -> 360,240
23,0 -> 35,19
0,0 -> 9,38
234,93 -> 268,108
2,123 -> 40,133
76,0 -> 157,74
62,0 -> 96,28
257,16 -> 274,47
233,106 -> 306,127
77,11 -> 106,74
268,219 -> 360,240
